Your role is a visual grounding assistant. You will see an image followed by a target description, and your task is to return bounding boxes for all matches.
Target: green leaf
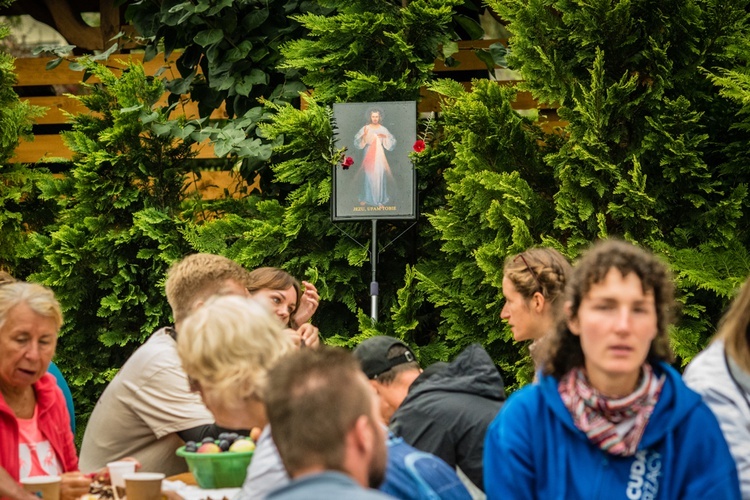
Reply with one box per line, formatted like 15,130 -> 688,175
45,58 -> 63,70
194,29 -> 224,47
442,41 -> 459,60
454,14 -> 485,40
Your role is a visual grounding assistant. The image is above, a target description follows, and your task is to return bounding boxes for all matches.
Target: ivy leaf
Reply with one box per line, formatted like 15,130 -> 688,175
152,122 -> 173,137
442,41 -> 459,60
475,50 -> 496,72
454,14 -> 484,40
46,58 -> 63,70
488,42 -> 509,68
194,29 -> 224,47
242,9 -> 270,31
144,43 -> 158,63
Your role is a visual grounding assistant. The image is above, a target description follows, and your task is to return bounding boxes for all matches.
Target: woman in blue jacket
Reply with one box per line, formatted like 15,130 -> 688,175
484,239 -> 740,499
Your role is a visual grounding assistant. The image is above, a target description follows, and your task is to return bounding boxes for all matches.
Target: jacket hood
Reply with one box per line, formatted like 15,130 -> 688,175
405,344 -> 506,402
539,362 -> 703,447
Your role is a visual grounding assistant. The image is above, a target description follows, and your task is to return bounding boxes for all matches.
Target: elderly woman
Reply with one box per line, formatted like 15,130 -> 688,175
246,267 -> 320,349
684,274 -> 750,496
177,294 -> 293,431
484,239 -> 741,499
0,280 -> 90,500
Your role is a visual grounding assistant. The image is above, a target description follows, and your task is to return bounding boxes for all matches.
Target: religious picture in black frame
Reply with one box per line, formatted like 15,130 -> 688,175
332,101 -> 417,221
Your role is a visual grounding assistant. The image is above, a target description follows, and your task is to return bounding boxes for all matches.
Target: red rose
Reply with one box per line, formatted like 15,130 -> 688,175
342,156 -> 354,169
413,140 -> 426,153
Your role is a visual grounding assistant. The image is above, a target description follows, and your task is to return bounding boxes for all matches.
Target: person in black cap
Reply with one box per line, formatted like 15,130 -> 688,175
354,336 -> 422,423
353,336 -> 506,493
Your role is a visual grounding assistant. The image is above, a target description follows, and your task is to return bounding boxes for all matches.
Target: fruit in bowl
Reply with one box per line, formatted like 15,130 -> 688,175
197,442 -> 222,454
228,439 -> 255,453
177,431 -> 259,488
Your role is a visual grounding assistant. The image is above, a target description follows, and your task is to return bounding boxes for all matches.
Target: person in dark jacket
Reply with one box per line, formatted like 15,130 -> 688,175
354,336 -> 505,491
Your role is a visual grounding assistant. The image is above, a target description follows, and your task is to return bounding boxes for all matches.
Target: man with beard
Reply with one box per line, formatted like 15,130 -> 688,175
265,347 -> 392,499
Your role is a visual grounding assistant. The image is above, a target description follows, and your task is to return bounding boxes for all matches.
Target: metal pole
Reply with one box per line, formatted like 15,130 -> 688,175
370,219 -> 378,323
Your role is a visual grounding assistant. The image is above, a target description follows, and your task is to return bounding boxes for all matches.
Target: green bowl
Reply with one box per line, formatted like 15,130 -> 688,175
176,446 -> 254,489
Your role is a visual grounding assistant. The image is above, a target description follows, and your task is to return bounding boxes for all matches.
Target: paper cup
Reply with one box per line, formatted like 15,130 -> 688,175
123,472 -> 165,500
107,460 -> 136,498
20,475 -> 61,500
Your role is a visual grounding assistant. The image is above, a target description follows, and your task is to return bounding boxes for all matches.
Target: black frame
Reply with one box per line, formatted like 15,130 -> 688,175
331,101 -> 418,222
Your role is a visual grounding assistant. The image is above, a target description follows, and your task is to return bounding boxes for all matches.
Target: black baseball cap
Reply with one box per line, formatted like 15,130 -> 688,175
353,336 -> 417,379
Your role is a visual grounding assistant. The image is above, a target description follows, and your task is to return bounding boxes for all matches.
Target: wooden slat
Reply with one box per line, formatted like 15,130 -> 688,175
12,135 -> 69,163
21,96 -> 229,124
12,134 -> 218,163
184,170 -> 262,200
21,95 -> 84,125
13,52 -> 183,87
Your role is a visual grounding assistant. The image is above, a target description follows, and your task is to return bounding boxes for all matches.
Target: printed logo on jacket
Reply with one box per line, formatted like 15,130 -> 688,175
627,450 -> 661,499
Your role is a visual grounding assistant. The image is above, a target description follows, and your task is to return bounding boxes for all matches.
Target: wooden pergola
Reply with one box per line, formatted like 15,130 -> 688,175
0,0 -> 130,52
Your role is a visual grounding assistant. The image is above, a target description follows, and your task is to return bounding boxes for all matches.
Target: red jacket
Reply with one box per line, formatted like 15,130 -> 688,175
0,373 -> 78,486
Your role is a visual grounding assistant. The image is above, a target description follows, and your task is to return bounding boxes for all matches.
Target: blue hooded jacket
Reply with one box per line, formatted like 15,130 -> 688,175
484,362 -> 740,499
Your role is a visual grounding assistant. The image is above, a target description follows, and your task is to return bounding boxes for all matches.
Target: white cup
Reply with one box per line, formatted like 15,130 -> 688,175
20,475 -> 61,500
123,472 -> 165,500
107,461 -> 137,489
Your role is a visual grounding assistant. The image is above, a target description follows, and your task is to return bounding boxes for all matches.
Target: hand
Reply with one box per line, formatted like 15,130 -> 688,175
284,328 -> 302,349
0,466 -> 36,500
90,457 -> 141,484
60,471 -> 91,500
292,281 -> 319,326
297,323 -> 320,349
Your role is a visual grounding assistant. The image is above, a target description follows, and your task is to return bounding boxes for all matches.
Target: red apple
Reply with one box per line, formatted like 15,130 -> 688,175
196,442 -> 221,453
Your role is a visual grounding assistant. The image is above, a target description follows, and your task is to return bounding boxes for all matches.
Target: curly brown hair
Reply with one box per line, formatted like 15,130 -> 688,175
541,239 -> 676,378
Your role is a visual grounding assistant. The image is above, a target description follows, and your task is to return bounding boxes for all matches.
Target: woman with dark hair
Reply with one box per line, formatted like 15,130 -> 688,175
684,275 -> 750,496
246,267 -> 320,348
501,248 -> 571,365
484,239 -> 740,499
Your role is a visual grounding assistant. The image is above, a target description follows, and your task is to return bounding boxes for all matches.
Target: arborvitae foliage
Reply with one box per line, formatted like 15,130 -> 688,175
281,0 -> 463,102
415,78 -> 563,386
25,60 -> 206,429
0,10 -> 52,275
468,0 -> 750,367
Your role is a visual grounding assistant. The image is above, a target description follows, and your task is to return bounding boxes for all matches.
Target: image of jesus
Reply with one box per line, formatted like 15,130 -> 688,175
354,108 -> 396,206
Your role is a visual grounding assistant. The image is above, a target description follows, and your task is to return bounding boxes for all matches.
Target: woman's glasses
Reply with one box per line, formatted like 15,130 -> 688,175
514,254 -> 543,291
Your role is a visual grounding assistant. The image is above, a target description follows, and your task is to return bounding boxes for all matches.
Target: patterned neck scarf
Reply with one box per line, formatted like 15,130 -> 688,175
558,364 -> 665,456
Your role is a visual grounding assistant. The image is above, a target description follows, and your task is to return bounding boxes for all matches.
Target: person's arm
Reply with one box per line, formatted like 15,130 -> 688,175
391,407 -> 456,468
697,388 -> 750,496
291,281 -> 319,327
483,396 -> 536,500
177,424 -> 250,443
0,467 -> 37,500
296,323 -> 320,349
381,127 -> 396,150
60,472 -> 91,500
678,403 -> 742,498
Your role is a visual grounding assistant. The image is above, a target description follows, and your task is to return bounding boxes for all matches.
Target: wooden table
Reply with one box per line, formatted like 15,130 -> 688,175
166,472 -> 197,486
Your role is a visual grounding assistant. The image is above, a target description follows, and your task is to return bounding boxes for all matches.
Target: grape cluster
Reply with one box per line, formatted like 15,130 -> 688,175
184,432 -> 249,452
